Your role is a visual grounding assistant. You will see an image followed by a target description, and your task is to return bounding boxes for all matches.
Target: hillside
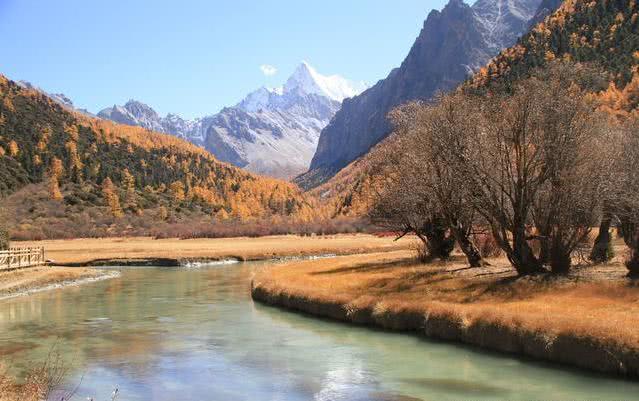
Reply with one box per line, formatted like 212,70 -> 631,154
0,74 -> 315,239
296,0 -> 547,189
318,0 -> 639,218
472,0 -> 639,114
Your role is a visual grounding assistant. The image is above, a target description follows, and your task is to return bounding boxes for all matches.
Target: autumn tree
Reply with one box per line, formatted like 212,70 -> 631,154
102,177 -> 123,218
47,158 -> 64,201
169,181 -> 186,204
8,140 -> 18,157
121,168 -> 136,207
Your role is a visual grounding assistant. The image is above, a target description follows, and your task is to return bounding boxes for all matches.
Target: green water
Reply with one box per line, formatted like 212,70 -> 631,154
0,262 -> 638,401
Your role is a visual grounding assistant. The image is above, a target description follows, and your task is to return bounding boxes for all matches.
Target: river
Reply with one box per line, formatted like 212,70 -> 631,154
0,261 -> 638,400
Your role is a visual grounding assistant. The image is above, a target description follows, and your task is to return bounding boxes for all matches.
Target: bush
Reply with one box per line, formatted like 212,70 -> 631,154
0,226 -> 8,250
0,209 -> 9,250
473,233 -> 502,258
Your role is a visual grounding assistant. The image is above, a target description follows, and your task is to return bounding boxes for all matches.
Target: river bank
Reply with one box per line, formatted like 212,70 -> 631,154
1,234 -> 410,301
0,266 -> 118,301
251,250 -> 639,379
15,234 -> 412,266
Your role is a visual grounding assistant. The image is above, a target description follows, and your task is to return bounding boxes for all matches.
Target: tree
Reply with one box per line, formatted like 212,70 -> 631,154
47,158 -> 64,201
169,181 -> 186,204
368,114 -> 457,263
440,66 -> 607,274
121,168 -> 136,206
384,98 -> 484,266
0,208 -> 9,250
606,118 -> 639,276
102,177 -> 123,218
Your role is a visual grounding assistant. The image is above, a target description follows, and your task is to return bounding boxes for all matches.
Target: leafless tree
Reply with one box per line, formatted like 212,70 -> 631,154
439,67 -> 607,274
393,98 -> 485,266
368,133 -> 455,261
605,118 -> 639,276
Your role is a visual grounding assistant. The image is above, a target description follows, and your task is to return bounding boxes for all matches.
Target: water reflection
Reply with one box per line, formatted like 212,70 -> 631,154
0,263 -> 638,400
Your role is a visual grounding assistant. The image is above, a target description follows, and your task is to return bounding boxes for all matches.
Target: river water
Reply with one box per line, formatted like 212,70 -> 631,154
0,262 -> 638,401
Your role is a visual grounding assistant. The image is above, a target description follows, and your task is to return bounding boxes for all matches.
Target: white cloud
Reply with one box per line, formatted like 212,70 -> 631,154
260,64 -> 278,76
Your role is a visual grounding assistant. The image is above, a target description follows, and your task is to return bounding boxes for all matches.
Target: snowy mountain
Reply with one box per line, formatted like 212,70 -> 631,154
97,63 -> 366,178
283,62 -> 368,102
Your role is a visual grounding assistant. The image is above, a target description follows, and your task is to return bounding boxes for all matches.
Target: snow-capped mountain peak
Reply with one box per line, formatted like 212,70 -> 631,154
96,62 -> 366,178
283,61 -> 367,102
237,86 -> 276,112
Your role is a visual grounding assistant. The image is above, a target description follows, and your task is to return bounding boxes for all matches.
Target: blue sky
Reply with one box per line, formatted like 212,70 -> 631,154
0,0 -> 450,119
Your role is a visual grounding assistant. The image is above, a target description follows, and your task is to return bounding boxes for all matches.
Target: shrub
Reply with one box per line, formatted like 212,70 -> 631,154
0,226 -> 8,250
473,233 -> 502,258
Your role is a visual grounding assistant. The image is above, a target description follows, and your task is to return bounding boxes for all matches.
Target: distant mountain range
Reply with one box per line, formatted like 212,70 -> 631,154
96,63 -> 367,179
16,0 -> 553,185
296,0 -> 550,189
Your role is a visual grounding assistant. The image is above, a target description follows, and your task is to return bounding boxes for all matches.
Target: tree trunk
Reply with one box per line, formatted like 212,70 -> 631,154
510,227 -> 544,275
422,218 -> 455,260
590,215 -> 612,263
549,242 -> 572,274
450,225 -> 483,267
620,219 -> 639,277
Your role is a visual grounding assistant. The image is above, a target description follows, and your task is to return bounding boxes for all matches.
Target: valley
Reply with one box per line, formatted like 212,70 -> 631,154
2,0 -> 639,399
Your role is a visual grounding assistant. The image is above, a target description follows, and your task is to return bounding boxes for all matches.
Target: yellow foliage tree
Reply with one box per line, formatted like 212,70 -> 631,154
169,181 -> 186,204
121,168 -> 136,205
47,158 -> 64,201
8,140 -> 18,157
47,174 -> 63,201
102,177 -> 124,218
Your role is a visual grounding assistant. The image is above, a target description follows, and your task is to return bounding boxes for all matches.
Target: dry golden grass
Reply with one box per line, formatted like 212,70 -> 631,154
0,266 -> 103,299
254,248 -> 639,350
15,234 -> 413,265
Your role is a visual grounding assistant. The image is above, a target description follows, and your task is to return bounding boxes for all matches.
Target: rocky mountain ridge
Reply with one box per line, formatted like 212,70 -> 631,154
296,0 -> 551,189
97,62 -> 366,178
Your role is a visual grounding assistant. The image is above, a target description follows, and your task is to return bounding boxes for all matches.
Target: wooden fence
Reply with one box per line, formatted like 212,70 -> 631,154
0,247 -> 46,271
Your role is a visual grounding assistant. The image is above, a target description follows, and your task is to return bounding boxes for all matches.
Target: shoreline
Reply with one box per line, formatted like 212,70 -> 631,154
55,252 -> 343,268
16,234 -> 412,267
0,269 -> 121,302
251,252 -> 639,379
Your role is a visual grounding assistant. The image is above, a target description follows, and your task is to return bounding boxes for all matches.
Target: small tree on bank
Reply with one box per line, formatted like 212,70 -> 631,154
368,137 -> 455,261
606,118 -> 639,276
0,208 -> 9,250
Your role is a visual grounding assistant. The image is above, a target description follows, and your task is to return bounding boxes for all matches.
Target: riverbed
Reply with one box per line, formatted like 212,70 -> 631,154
0,261 -> 637,400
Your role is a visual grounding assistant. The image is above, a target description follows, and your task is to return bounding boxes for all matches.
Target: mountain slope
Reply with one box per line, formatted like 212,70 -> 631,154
98,63 -> 366,179
0,74 -> 313,238
318,0 -> 639,219
297,0 -> 545,189
472,0 -> 639,113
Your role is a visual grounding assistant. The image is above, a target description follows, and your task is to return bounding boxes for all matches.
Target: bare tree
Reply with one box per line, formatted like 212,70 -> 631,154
608,118 -> 639,276
440,67 -> 607,275
368,133 -> 455,261
392,97 -> 484,266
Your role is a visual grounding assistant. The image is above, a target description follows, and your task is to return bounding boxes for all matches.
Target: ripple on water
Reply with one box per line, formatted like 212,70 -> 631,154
401,377 -> 508,397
